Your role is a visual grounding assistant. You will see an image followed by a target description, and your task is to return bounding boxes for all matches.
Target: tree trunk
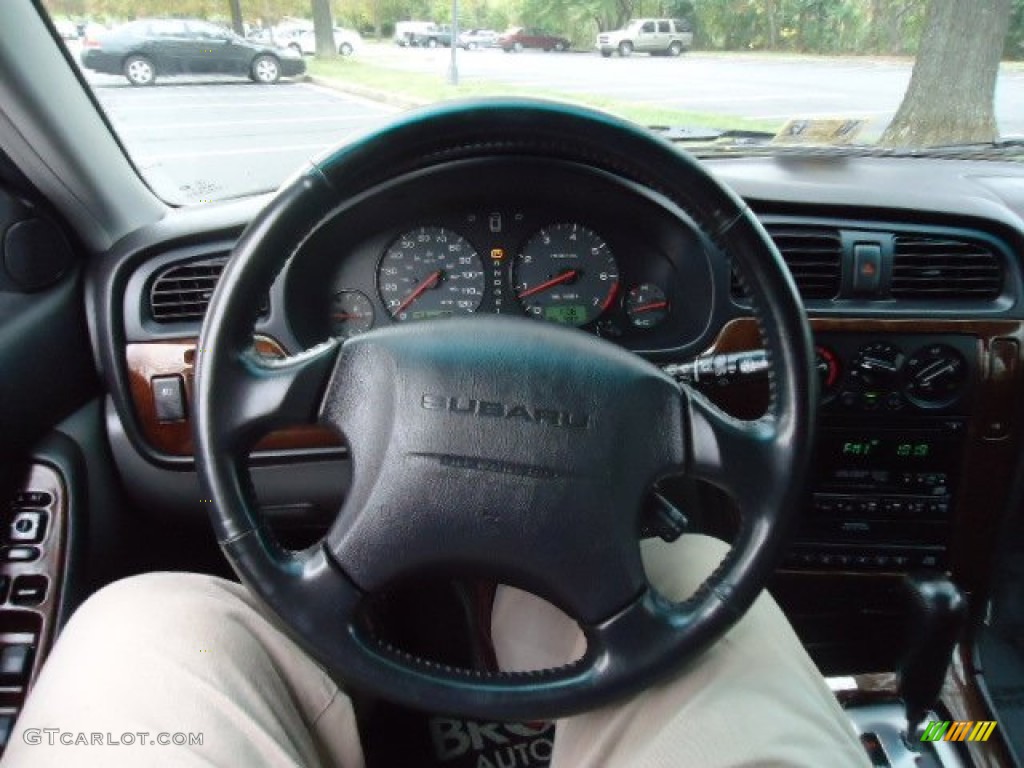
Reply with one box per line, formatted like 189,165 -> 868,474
868,0 -> 884,51
228,0 -> 244,36
311,0 -> 337,58
880,0 -> 1011,147
766,0 -> 778,49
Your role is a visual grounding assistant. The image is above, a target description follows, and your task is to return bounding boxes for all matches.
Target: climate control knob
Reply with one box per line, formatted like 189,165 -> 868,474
903,344 -> 968,407
850,342 -> 905,390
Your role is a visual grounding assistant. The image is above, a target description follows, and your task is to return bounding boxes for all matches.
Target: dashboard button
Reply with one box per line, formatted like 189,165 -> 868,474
852,243 -> 882,294
151,375 -> 186,422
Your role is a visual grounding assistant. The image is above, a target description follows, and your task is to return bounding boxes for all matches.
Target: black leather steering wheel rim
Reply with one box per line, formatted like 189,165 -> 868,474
194,98 -> 816,720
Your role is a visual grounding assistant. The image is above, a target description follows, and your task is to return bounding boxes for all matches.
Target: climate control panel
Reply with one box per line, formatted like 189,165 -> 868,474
815,333 -> 975,415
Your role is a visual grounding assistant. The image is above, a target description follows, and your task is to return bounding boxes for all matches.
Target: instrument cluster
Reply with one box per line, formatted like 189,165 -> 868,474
312,204 -> 713,353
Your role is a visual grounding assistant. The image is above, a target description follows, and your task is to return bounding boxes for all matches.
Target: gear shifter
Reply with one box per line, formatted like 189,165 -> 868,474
898,573 -> 967,745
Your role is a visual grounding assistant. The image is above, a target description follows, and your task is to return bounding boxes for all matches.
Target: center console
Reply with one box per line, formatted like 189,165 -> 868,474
786,333 -> 977,573
755,332 -> 978,574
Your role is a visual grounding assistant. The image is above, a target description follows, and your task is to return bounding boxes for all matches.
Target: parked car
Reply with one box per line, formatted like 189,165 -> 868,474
393,21 -> 434,47
291,27 -> 362,57
80,18 -> 306,85
457,28 -> 498,50
408,23 -> 453,48
597,18 -> 693,57
497,27 -> 571,52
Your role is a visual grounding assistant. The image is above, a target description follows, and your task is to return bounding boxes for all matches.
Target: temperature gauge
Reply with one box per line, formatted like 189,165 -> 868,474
625,283 -> 670,329
330,290 -> 375,338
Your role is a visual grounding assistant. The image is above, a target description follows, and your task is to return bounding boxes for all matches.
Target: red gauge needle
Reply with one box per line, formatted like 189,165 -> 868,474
394,270 -> 443,315
517,270 -> 579,300
631,301 -> 668,314
332,313 -> 370,320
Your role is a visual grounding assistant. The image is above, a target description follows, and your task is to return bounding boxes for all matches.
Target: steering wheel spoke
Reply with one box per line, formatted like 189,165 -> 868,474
205,340 -> 340,451
685,387 -> 786,521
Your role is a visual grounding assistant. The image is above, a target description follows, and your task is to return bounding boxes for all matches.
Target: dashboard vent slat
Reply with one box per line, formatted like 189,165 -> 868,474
891,236 -> 1003,300
732,224 -> 842,300
149,257 -> 228,323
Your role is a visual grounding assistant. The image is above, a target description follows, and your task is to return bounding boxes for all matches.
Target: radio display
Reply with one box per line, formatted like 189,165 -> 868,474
838,438 -> 933,460
814,425 -> 963,493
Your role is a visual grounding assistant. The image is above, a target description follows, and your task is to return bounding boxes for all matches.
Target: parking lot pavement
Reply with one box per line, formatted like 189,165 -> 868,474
359,44 -> 1024,138
90,79 -> 396,203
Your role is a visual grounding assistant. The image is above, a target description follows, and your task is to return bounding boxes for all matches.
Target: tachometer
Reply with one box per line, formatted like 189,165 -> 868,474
512,223 -> 619,326
378,226 -> 486,321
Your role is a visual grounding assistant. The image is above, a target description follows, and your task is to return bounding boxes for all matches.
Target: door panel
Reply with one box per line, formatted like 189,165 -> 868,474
0,188 -> 98,466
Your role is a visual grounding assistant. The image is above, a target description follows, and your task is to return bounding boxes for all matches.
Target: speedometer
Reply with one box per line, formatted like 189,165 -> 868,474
377,227 -> 486,321
512,223 -> 619,326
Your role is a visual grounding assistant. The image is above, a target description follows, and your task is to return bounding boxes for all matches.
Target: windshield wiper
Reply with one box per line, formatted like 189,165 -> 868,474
918,137 -> 1024,151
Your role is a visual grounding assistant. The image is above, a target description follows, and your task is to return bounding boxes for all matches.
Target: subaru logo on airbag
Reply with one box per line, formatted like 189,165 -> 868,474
421,394 -> 590,429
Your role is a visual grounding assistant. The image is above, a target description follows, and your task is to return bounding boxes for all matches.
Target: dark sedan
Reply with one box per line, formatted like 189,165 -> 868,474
81,18 -> 305,85
497,27 -> 571,52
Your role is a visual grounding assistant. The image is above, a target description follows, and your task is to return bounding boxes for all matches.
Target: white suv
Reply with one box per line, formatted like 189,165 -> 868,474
597,18 -> 693,58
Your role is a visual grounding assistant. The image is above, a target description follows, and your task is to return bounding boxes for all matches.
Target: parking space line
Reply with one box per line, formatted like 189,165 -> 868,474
98,100 -> 351,111
302,82 -> 401,112
119,114 -> 385,130
137,141 -> 346,162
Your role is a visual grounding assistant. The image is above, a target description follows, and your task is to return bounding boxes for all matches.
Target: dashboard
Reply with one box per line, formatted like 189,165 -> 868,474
91,152 -> 1024,676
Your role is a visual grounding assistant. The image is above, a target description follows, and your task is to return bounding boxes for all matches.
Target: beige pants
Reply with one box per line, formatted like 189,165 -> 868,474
2,535 -> 869,767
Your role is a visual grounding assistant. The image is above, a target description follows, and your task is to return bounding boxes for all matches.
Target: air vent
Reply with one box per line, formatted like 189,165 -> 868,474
732,225 -> 842,300
149,257 -> 227,322
892,235 -> 1002,300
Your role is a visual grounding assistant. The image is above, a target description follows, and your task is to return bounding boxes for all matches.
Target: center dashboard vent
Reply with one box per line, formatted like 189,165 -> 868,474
891,235 -> 1003,300
732,224 -> 842,300
149,256 -> 227,323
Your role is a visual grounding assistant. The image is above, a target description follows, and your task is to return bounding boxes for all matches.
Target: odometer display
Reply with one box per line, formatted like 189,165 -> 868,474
512,223 -> 619,327
378,226 -> 485,321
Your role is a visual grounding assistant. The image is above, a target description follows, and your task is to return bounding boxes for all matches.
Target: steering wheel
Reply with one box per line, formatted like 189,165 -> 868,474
194,99 -> 815,721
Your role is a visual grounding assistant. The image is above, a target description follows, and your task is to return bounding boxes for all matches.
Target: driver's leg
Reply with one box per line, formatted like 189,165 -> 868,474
492,534 -> 870,768
3,572 -> 364,768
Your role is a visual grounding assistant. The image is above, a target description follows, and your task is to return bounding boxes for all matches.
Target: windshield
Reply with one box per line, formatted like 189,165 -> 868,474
41,0 -> 1024,205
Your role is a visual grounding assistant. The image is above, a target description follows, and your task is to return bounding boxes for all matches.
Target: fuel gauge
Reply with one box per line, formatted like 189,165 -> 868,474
330,290 -> 375,338
625,283 -> 670,329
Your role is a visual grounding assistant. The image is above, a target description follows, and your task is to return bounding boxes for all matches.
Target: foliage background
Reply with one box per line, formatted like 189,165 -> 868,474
42,0 -> 1024,57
